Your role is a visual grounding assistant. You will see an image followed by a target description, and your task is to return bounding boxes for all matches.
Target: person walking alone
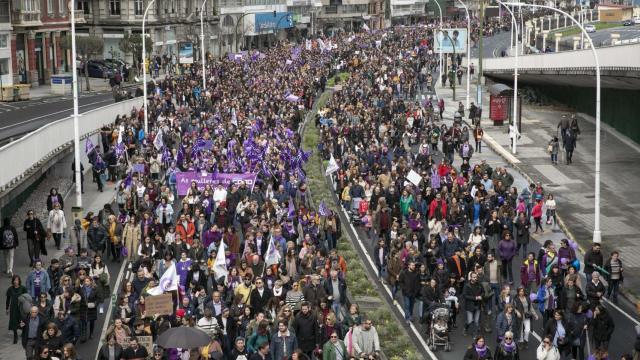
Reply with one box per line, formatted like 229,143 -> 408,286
0,218 -> 19,276
548,137 -> 559,165
47,203 -> 67,251
23,210 -> 46,267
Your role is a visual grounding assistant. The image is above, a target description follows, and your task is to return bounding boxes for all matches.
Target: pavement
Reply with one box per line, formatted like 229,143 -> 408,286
420,77 -> 640,358
0,173 -> 121,359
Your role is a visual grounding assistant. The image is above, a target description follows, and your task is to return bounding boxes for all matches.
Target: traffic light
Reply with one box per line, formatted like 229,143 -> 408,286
273,10 -> 276,17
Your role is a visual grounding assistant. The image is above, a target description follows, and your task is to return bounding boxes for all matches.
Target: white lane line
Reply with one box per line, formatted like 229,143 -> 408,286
0,99 -> 112,130
0,102 -> 20,109
94,260 -> 128,360
331,174 -> 438,359
531,330 -> 542,342
604,298 -> 640,326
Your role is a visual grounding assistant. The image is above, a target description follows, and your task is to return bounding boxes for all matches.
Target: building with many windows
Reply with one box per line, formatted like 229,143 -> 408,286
0,0 -> 11,88
9,0 -> 77,86
75,0 -> 219,64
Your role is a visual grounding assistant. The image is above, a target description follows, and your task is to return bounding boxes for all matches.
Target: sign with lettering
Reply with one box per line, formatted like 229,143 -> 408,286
489,95 -> 509,121
145,293 -> 174,316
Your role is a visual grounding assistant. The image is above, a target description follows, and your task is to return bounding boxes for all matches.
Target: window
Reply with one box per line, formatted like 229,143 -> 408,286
135,0 -> 143,15
58,0 -> 65,14
77,0 -> 90,14
0,34 -> 7,48
47,0 -> 53,14
109,0 -> 120,15
0,58 -> 9,75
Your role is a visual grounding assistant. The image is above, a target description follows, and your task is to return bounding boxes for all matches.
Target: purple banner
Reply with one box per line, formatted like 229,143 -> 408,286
176,172 -> 257,195
133,164 -> 146,173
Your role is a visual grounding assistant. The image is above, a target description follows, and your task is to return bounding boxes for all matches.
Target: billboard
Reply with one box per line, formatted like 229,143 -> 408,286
254,12 -> 294,33
434,28 -> 467,53
178,42 -> 194,64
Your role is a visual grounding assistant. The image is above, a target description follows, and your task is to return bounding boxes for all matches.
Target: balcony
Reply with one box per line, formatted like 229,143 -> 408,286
12,10 -> 42,26
73,10 -> 86,23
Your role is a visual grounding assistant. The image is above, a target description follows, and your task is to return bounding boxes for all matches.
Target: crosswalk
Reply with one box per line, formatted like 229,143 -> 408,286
0,91 -> 108,114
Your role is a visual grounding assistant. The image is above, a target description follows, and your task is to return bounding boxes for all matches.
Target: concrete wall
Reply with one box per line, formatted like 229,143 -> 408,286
480,42 -> 640,71
0,97 -> 143,193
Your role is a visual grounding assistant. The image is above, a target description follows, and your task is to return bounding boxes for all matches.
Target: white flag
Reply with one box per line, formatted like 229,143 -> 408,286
158,263 -> 179,292
153,129 -> 164,151
265,236 -> 281,267
362,23 -> 370,32
213,242 -> 228,279
325,154 -> 339,176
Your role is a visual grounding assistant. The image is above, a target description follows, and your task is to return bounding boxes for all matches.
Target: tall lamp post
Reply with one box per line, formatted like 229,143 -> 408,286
142,0 -> 156,135
504,1 -> 601,243
433,0 -> 443,87
457,0 -> 470,110
70,0 -> 82,206
200,0 -> 208,91
496,0 -> 519,154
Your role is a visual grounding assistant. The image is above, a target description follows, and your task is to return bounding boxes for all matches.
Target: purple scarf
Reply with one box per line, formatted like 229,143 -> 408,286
475,345 -> 488,357
502,341 -> 517,353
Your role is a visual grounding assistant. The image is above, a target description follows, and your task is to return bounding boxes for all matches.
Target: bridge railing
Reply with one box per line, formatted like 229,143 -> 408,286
483,42 -> 640,71
0,98 -> 143,192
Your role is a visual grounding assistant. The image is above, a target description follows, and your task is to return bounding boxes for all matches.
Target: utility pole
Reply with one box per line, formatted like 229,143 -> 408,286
477,0 -> 485,106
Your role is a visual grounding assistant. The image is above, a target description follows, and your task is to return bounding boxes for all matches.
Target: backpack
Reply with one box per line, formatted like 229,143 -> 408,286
18,293 -> 33,316
2,228 -> 15,249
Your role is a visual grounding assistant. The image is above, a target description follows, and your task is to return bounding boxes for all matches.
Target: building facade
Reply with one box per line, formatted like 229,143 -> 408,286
0,0 -> 11,87
76,0 -> 219,64
10,0 -> 77,86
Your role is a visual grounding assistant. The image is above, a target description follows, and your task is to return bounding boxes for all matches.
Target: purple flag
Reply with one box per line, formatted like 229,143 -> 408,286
318,200 -> 331,217
288,198 -> 295,218
123,171 -> 133,190
85,138 -> 95,154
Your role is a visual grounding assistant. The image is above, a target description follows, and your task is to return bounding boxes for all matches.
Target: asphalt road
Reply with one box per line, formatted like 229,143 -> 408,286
565,23 -> 640,46
0,91 -> 116,144
328,101 -> 640,359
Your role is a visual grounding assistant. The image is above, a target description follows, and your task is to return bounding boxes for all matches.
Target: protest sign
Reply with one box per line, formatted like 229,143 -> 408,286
176,172 -> 257,195
145,293 -> 174,316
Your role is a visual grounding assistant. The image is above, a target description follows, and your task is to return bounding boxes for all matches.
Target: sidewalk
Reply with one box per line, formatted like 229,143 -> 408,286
436,76 -> 640,302
0,174 -> 118,359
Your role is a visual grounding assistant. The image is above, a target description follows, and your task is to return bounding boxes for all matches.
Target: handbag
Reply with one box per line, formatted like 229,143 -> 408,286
87,302 -> 96,309
120,246 -> 128,257
547,144 -> 553,153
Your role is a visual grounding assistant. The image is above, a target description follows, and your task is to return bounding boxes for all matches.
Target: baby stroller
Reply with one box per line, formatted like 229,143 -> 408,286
427,306 -> 452,352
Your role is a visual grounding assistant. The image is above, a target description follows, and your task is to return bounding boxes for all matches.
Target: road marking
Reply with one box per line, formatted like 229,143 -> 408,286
0,99 -> 112,130
94,260 -> 127,360
0,102 -> 19,109
604,298 -> 640,326
332,174 -> 438,359
531,330 -> 542,342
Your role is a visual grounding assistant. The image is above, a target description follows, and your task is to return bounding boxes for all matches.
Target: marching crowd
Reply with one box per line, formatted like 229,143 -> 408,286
1,16 -> 639,360
315,20 -> 640,360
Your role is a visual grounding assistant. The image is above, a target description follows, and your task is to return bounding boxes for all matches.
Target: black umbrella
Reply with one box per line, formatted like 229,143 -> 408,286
156,326 -> 211,349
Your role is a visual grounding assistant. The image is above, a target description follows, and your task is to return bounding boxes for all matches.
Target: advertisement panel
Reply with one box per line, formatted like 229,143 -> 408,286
254,12 -> 294,33
434,28 -> 467,53
178,42 -> 194,64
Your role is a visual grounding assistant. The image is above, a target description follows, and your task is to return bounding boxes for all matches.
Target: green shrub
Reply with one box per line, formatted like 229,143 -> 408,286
301,91 -> 420,359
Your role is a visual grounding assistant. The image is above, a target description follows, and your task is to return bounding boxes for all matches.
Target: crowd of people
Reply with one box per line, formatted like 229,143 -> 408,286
314,21 -> 639,360
1,14 -> 638,360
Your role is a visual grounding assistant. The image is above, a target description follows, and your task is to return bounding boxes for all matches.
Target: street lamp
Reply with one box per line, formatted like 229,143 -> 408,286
433,0 -> 443,87
70,0 -> 82,206
456,0 -> 471,110
142,0 -> 156,135
496,0 -> 519,154
200,0 -> 208,92
504,2 -> 602,244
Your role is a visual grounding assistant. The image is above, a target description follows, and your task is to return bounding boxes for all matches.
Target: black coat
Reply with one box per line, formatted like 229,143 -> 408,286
590,310 -> 615,342
323,277 -> 348,305
249,287 -> 273,314
21,314 -> 48,347
292,311 -> 319,352
98,343 -> 123,360
462,281 -> 483,312
77,285 -> 99,321
398,268 -> 420,297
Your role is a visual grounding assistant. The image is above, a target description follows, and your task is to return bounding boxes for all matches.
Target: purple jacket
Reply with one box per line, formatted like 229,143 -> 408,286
557,246 -> 576,270
498,239 -> 517,261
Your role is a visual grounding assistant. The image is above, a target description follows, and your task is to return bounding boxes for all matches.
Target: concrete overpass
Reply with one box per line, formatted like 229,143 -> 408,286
477,42 -> 640,89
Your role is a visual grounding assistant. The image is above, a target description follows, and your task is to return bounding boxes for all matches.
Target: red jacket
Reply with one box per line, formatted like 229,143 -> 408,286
428,199 -> 447,219
532,203 -> 543,218
176,221 -> 196,245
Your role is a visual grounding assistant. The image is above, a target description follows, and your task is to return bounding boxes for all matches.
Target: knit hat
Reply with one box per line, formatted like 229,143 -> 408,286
436,258 -> 444,265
